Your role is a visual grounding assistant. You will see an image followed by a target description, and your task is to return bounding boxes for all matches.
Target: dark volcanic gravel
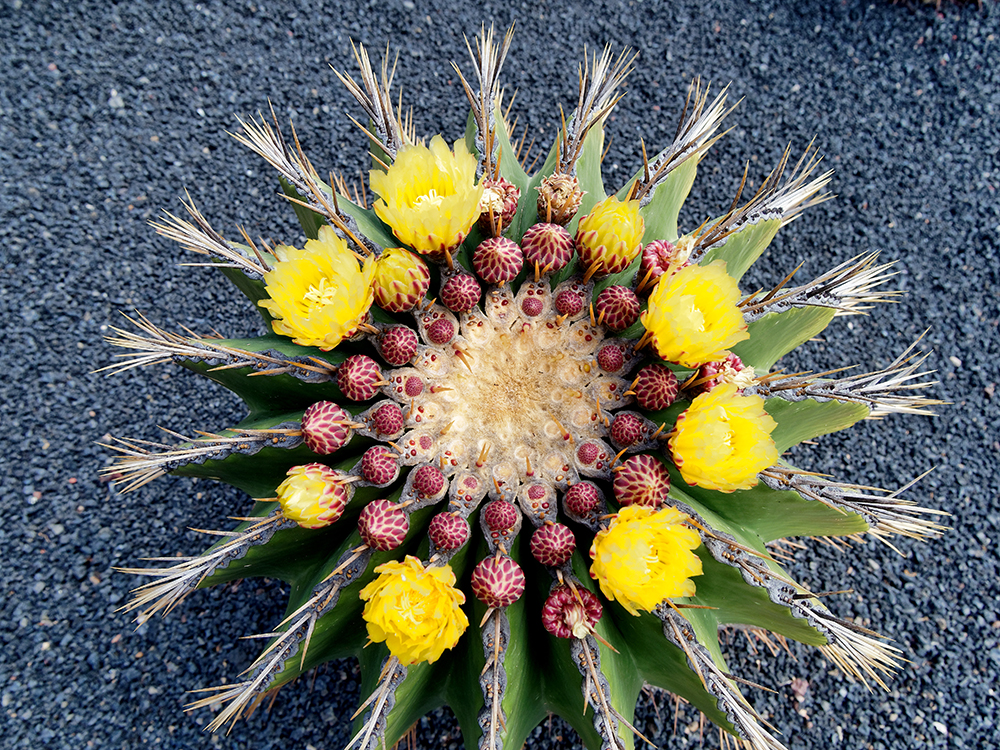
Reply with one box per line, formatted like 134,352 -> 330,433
2,1 -> 998,749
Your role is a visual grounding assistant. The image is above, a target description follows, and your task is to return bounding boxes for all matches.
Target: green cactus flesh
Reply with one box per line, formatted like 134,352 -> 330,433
106,34 -> 944,750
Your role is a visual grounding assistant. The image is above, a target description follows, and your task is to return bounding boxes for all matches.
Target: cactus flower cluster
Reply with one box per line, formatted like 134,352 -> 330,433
106,26 -> 944,750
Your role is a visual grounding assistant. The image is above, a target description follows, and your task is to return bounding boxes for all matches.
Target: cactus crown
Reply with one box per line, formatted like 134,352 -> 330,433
104,24 -> 945,750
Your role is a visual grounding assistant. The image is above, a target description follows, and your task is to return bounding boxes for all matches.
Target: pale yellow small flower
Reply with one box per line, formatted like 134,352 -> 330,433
370,136 -> 483,258
668,383 -> 778,492
259,225 -> 375,350
275,463 -> 350,529
641,260 -> 749,368
589,505 -> 702,615
575,195 -> 645,275
360,555 -> 469,665
372,247 -> 431,313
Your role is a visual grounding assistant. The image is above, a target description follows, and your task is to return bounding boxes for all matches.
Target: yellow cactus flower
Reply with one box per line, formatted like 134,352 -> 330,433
275,463 -> 351,529
668,383 -> 778,492
259,225 -> 375,350
372,247 -> 431,312
360,555 -> 469,665
641,260 -> 749,368
589,505 -> 703,615
575,195 -> 645,275
370,136 -> 483,258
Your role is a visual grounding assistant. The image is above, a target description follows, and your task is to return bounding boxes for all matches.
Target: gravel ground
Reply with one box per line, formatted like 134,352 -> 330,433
2,0 -> 998,749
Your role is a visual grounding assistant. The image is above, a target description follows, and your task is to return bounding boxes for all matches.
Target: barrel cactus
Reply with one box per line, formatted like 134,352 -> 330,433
105,27 -> 944,750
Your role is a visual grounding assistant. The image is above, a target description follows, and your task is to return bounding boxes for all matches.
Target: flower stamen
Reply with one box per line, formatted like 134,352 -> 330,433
413,188 -> 444,209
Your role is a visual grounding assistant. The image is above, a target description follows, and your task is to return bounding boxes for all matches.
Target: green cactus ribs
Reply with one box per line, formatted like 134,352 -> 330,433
103,25 -> 946,750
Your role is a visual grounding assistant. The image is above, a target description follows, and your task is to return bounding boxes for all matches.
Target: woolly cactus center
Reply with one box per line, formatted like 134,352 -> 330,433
405,290 -> 626,485
448,330 -> 555,440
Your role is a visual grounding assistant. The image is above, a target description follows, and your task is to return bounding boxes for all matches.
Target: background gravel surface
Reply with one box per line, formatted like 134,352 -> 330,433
2,0 -> 998,748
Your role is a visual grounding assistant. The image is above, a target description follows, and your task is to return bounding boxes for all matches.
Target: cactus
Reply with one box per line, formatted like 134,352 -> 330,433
104,27 -> 945,750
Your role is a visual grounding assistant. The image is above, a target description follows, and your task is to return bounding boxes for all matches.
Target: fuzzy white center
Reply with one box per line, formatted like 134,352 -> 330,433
390,283 -> 633,492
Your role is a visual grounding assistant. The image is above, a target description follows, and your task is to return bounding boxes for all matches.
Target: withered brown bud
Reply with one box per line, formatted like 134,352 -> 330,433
478,177 -> 521,236
535,172 -> 585,226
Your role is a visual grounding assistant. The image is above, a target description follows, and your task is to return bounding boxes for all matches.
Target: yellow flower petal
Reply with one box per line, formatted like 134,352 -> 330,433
360,555 -> 468,665
589,505 -> 702,615
641,260 -> 749,368
372,247 -> 431,312
258,225 -> 375,350
275,463 -> 349,529
668,383 -> 778,492
371,136 -> 483,258
575,195 -> 645,275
